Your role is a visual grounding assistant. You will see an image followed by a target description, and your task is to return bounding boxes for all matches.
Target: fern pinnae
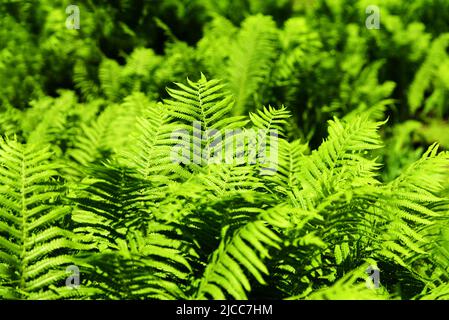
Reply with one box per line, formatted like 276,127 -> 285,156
195,205 -> 290,300
226,15 -> 279,115
0,138 -> 90,299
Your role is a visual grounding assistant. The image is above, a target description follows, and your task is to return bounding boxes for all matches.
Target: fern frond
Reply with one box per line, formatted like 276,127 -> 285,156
409,34 -> 449,116
164,74 -> 248,170
249,105 -> 291,134
71,163 -> 149,250
73,61 -> 100,102
81,228 -> 191,300
226,14 -> 278,114
0,138 -> 87,299
263,139 -> 309,199
99,58 -> 122,101
296,116 -> 384,206
195,205 -> 290,299
121,99 -> 189,180
165,74 -> 248,130
378,144 -> 449,270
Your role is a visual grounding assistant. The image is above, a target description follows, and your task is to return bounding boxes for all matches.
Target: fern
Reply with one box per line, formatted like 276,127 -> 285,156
195,205 -> 290,299
408,34 -> 449,117
81,228 -> 192,299
0,138 -> 92,299
225,15 -> 278,115
378,144 -> 449,270
2,0 -> 449,301
164,74 -> 248,169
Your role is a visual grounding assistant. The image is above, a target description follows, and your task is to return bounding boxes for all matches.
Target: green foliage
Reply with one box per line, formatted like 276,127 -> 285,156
1,0 -> 449,301
0,138 -> 93,299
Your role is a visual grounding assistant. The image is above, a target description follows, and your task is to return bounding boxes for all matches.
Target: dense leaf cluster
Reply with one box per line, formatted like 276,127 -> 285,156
0,0 -> 449,300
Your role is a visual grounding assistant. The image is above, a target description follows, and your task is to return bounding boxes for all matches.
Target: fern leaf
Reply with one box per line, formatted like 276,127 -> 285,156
0,138 -> 87,299
226,15 -> 278,114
